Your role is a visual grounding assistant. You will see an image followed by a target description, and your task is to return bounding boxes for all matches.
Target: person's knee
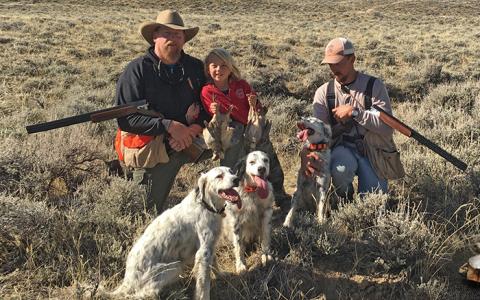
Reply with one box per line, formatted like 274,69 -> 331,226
331,163 -> 353,186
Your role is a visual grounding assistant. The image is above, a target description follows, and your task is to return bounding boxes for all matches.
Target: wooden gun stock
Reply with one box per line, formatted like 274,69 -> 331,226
373,105 -> 467,171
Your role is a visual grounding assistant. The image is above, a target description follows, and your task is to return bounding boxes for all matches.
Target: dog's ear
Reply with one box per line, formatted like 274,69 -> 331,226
196,173 -> 207,202
233,156 -> 246,179
323,123 -> 332,139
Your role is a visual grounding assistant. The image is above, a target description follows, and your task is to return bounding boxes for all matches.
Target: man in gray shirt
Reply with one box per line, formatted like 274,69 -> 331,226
313,37 -> 394,199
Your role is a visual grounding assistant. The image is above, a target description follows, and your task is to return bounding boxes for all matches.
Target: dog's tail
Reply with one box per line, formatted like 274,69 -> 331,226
91,281 -> 131,299
92,261 -> 184,299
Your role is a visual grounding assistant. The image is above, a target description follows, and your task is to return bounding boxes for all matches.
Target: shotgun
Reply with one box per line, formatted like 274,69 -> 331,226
26,100 -> 207,162
372,105 -> 468,171
26,100 -> 150,134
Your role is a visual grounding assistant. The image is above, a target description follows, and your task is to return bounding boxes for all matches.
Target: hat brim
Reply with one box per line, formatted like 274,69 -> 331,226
321,55 -> 345,64
140,22 -> 199,45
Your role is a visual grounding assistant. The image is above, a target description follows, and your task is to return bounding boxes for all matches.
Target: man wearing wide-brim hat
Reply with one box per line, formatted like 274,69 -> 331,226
114,9 -> 210,213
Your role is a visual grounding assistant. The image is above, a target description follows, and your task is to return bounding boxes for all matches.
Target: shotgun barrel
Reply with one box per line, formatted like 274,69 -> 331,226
372,105 -> 467,171
26,100 -> 147,134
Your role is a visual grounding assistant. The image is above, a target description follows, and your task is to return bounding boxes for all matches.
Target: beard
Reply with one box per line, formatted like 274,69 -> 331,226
158,42 -> 182,63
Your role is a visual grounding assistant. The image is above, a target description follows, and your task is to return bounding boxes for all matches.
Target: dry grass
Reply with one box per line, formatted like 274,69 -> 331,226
1,0 -> 479,299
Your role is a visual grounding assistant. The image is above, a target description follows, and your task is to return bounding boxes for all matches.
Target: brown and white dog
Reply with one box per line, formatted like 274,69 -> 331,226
283,117 -> 332,227
108,167 -> 241,300
222,151 -> 274,273
203,99 -> 235,160
244,99 -> 271,153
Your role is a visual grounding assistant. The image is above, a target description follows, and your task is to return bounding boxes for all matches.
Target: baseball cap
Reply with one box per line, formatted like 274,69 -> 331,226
321,37 -> 355,64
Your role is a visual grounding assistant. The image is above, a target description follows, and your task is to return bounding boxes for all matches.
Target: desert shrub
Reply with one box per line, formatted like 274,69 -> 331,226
331,193 -> 388,237
261,94 -> 308,138
0,127 -> 110,204
249,68 -> 291,96
403,51 -> 423,64
283,213 -> 347,267
366,202 -> 460,282
371,49 -> 396,67
296,68 -> 331,100
286,54 -> 307,68
404,278 -> 448,300
250,41 -> 269,57
422,80 -> 480,115
0,189 -> 148,291
395,62 -> 450,101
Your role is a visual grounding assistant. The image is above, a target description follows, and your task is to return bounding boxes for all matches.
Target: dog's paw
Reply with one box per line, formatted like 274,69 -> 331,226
261,253 -> 273,266
236,262 -> 248,274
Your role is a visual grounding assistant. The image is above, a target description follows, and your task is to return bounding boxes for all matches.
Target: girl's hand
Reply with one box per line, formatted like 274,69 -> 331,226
210,102 -> 219,115
247,93 -> 257,107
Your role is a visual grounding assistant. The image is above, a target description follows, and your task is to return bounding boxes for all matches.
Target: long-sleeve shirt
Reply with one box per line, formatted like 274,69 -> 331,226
200,79 -> 255,125
115,47 -> 209,135
313,72 -> 393,137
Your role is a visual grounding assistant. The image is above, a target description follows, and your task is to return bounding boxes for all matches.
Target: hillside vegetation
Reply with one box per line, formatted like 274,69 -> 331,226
0,0 -> 479,299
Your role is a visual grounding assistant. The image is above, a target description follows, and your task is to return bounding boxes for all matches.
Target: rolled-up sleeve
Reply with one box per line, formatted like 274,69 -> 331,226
354,79 -> 393,136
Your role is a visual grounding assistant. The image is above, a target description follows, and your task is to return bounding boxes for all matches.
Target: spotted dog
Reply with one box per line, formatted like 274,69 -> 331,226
222,151 -> 274,273
109,167 -> 241,300
283,117 -> 332,227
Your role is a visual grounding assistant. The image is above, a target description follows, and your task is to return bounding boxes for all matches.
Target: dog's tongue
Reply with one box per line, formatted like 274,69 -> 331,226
221,188 -> 242,209
297,129 -> 309,142
253,176 -> 269,199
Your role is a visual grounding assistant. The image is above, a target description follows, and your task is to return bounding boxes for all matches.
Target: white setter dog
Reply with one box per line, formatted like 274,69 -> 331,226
223,151 -> 274,273
109,166 -> 241,299
283,116 -> 332,227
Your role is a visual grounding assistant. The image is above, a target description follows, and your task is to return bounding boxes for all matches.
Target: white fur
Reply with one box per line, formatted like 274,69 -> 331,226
283,117 -> 332,227
110,166 -> 239,299
223,151 -> 274,273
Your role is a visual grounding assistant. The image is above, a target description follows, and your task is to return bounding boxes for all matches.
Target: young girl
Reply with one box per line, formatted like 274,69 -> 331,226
201,48 -> 288,203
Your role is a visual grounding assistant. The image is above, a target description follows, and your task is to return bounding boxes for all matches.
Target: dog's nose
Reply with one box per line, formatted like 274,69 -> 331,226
233,177 -> 240,186
257,166 -> 266,176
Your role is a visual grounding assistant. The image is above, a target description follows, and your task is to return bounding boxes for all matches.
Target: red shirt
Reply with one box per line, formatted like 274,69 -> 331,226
201,79 -> 255,125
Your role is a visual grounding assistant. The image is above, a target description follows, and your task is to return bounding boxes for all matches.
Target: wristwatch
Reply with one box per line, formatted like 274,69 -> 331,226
351,107 -> 359,118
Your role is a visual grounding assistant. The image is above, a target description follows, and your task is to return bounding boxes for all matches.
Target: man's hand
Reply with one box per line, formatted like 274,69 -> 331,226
188,124 -> 203,136
332,105 -> 354,122
300,148 -> 324,177
167,120 -> 195,150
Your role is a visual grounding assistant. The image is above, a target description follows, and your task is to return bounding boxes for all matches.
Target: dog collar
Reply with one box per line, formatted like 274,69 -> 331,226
307,143 -> 328,151
244,184 -> 257,193
201,200 -> 226,217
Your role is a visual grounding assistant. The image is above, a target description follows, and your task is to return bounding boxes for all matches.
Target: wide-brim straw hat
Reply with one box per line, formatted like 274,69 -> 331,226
140,9 -> 199,45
